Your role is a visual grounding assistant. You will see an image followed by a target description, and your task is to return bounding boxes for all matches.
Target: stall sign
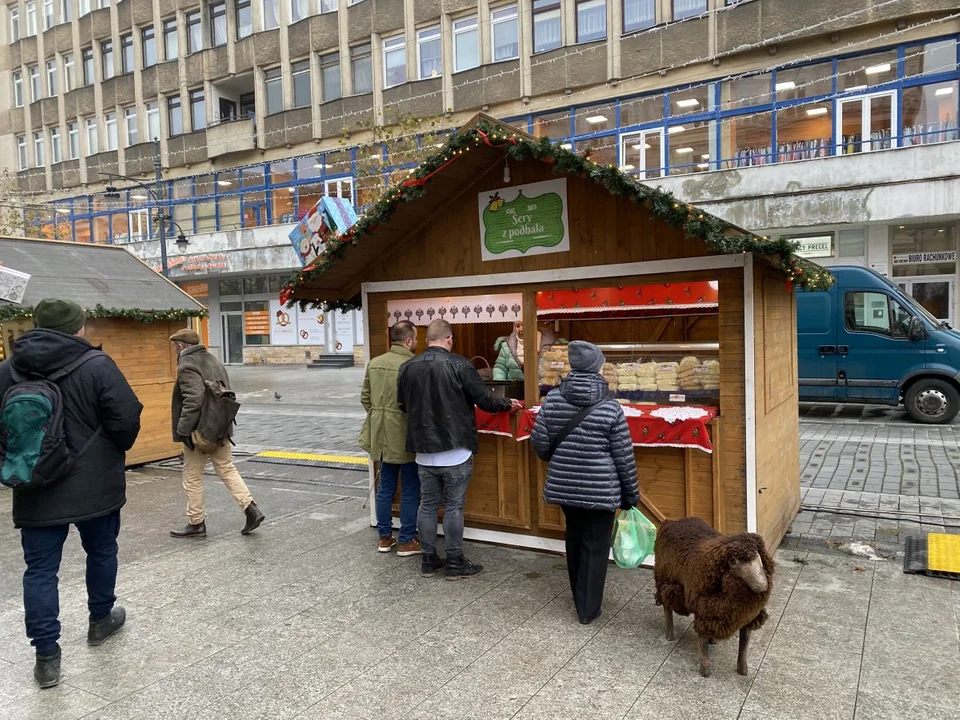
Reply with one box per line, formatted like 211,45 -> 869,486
478,179 -> 569,262
296,306 -> 326,344
792,235 -> 834,259
892,251 -> 957,265
0,265 -> 30,304
387,293 -> 524,326
243,310 -> 271,335
269,299 -> 298,345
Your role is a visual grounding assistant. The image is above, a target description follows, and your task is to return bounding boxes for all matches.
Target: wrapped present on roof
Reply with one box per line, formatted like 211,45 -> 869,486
288,195 -> 358,267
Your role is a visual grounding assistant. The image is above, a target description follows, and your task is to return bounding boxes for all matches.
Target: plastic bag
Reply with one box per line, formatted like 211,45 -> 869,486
612,507 -> 656,569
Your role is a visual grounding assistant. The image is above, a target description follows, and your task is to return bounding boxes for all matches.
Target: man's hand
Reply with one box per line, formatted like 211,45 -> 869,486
509,399 -> 524,411
183,436 -> 195,452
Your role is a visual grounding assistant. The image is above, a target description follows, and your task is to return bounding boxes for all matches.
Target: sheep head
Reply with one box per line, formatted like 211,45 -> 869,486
722,534 -> 774,594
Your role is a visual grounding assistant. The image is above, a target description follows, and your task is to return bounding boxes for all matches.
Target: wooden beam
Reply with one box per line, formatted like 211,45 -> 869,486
652,317 -> 672,342
522,288 -> 538,408
684,448 -> 694,517
711,418 -> 724,532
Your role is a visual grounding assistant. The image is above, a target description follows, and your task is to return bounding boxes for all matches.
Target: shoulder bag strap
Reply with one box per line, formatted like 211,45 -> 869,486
546,400 -> 604,460
47,349 -> 102,382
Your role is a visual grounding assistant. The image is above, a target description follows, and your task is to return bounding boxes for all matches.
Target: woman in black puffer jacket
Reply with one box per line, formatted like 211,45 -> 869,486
531,341 -> 640,625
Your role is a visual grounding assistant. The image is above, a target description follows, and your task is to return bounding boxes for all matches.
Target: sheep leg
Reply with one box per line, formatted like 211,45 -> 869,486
663,606 -> 675,641
697,634 -> 711,678
737,627 -> 751,676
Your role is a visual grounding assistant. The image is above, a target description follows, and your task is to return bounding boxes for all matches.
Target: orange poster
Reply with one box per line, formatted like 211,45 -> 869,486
244,311 -> 270,335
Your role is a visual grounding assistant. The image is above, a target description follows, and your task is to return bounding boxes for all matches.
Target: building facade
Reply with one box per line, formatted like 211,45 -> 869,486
1,0 -> 958,361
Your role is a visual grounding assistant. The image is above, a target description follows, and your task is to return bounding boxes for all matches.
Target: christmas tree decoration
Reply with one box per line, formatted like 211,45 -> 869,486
0,304 -> 207,324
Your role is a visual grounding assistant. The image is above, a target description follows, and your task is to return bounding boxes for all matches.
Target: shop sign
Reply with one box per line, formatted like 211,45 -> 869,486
387,293 -> 523,326
296,306 -> 326,344
892,251 -> 957,265
792,235 -> 834,259
178,281 -> 209,299
478,179 -> 569,262
269,299 -> 298,346
244,310 -> 270,336
333,311 -> 354,352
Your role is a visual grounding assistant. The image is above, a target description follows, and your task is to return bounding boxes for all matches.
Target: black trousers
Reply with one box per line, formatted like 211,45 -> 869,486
561,505 -> 616,621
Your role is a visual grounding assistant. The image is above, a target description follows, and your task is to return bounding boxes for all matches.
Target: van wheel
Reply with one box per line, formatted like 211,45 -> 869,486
904,379 -> 960,424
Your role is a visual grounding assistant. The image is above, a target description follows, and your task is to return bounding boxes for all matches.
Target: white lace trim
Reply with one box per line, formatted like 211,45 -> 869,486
649,406 -> 710,424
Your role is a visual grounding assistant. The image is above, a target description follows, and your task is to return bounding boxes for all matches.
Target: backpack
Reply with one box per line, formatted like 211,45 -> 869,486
0,349 -> 103,490
193,379 -> 240,452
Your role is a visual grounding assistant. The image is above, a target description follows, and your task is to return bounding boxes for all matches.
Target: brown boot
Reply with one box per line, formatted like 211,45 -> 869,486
170,521 -> 206,538
241,502 -> 265,535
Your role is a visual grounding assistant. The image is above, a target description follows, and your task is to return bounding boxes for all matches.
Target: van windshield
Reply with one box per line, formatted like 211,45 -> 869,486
878,275 -> 945,327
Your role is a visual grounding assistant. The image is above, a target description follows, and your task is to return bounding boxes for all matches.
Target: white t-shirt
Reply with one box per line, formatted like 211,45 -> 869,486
416,448 -> 472,467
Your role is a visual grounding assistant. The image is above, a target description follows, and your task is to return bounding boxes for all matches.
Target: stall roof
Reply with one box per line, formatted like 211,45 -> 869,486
283,115 -> 831,309
0,237 -> 205,315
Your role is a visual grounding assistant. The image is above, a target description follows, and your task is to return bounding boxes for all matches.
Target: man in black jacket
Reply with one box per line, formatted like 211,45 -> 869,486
397,319 -> 518,580
0,299 -> 143,689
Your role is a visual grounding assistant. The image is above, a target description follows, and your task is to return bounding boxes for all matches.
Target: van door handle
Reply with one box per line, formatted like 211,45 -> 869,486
818,346 -> 837,355
838,345 -> 849,354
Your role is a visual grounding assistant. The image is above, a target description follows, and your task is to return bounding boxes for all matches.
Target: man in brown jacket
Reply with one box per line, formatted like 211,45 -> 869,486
168,328 -> 264,538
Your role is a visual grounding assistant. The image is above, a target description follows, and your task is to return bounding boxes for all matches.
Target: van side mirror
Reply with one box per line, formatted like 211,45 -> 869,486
908,316 -> 926,342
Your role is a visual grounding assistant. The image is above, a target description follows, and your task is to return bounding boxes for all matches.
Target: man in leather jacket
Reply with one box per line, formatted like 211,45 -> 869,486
397,319 -> 519,580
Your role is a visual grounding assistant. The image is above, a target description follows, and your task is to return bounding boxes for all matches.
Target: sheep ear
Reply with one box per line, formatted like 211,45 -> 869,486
748,533 -> 776,571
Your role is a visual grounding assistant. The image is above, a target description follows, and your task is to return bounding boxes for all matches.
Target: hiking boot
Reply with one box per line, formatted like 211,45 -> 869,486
88,606 -> 126,646
420,553 -> 446,578
397,539 -> 422,557
34,646 -> 61,689
170,521 -> 206,538
445,555 -> 483,581
378,536 -> 397,553
241,502 -> 265,535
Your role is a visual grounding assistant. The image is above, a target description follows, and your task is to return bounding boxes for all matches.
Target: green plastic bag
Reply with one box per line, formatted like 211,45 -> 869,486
612,507 -> 656,569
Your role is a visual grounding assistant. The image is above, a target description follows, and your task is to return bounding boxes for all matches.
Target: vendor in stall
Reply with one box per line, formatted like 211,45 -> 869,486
492,321 -> 557,381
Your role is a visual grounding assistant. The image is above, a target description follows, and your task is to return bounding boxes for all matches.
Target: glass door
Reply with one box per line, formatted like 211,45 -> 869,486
619,129 -> 665,179
896,277 -> 955,325
837,91 -> 895,155
221,313 -> 244,364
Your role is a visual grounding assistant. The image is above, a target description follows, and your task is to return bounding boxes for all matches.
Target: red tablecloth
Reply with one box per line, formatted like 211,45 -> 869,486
475,407 -> 517,437
515,404 -> 718,454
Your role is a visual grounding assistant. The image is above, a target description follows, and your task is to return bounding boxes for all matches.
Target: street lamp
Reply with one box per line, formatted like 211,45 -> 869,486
99,138 -> 187,276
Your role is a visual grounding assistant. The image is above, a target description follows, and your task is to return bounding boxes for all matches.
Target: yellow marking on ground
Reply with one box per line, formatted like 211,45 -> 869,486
255,451 -> 368,465
927,533 -> 960,573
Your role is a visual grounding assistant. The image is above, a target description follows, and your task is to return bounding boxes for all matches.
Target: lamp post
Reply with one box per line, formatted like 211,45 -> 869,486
100,139 -> 187,276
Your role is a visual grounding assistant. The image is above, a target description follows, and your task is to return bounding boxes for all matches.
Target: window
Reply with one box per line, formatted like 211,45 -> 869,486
85,117 -> 98,154
292,59 -> 311,107
124,107 -> 138,146
264,67 -> 283,113
491,5 -> 519,62
121,34 -> 133,74
61,0 -> 71,22
43,0 -> 53,29
82,47 -> 94,85
320,0 -> 335,11
163,18 -> 178,59
104,112 -> 117,150
623,0 -> 655,33
724,113 -> 773,167
892,224 -> 958,278
533,1 -> 561,54
576,0 -> 606,43
901,81 -> 959,146
620,129 -> 664,178
10,7 -> 19,41
26,1 -> 36,36
383,35 -> 406,89
838,50 -> 897,92
351,44 -> 372,94
167,94 -> 182,135
210,2 -> 226,46
262,0 -> 278,30
146,101 -> 159,141
13,71 -> 23,107
101,40 -> 113,80
453,16 -> 478,72
673,0 -> 706,20
142,26 -> 156,67
904,39 -> 959,79
236,0 -> 252,39
29,65 -> 40,101
79,0 -> 89,14
320,52 -> 341,102
33,131 -> 45,167
417,26 -> 441,79
17,136 -> 27,170
844,292 -> 911,338
186,11 -> 202,53
50,126 -> 61,163
67,121 -> 78,159
63,53 -> 74,91
45,58 -> 57,96
291,0 -> 307,23
189,88 -> 205,130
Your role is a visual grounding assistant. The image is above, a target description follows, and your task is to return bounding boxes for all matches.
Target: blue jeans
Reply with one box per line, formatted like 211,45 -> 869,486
417,458 -> 473,558
20,511 -> 121,655
376,461 -> 421,543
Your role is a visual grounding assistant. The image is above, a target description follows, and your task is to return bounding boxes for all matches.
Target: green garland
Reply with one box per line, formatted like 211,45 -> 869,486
283,121 -> 832,312
0,304 -> 207,324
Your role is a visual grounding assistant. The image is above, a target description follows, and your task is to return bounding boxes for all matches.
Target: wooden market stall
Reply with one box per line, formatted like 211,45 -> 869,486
0,237 -> 206,465
284,115 -> 832,552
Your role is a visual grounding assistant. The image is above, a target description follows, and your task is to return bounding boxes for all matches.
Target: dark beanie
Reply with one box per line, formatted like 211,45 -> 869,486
568,340 -> 605,373
34,298 -> 87,335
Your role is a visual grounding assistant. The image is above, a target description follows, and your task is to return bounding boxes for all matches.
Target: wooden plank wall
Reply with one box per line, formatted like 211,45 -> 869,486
753,263 -> 801,548
86,319 -> 186,466
717,268 -> 748,534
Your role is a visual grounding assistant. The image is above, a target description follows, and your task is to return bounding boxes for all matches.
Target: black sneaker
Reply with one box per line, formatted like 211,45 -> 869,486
34,645 -> 61,689
420,553 -> 446,578
445,554 -> 483,581
88,606 -> 126,646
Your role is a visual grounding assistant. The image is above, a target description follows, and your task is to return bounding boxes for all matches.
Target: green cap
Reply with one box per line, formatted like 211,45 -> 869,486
34,298 -> 87,335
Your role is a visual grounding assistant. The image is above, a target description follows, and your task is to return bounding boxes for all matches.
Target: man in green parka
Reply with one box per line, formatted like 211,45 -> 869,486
359,320 -> 421,556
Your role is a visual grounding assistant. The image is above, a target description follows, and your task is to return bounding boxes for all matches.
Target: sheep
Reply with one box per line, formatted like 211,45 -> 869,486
653,517 -> 775,678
